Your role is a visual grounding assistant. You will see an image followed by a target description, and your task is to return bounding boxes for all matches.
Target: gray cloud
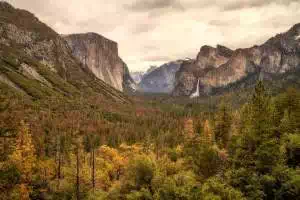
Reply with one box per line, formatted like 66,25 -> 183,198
124,0 -> 184,12
222,0 -> 299,11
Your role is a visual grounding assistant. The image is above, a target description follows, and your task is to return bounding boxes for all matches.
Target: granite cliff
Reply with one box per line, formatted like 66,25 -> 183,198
63,33 -> 135,92
173,24 -> 300,96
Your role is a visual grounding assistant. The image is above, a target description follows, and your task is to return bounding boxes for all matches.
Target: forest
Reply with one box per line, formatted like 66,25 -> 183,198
0,81 -> 300,200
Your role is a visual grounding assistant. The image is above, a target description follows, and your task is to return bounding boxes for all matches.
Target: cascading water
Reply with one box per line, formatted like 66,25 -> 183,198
190,78 -> 200,98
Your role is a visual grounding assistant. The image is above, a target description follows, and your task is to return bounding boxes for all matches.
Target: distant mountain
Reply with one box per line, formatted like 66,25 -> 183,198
146,65 -> 158,74
131,65 -> 159,85
63,33 -> 135,92
131,71 -> 145,84
139,60 -> 183,93
0,2 -> 128,102
173,24 -> 300,97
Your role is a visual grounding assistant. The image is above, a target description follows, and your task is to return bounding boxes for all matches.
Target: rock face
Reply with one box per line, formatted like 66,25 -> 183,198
0,2 -> 128,102
139,60 -> 183,93
63,33 -> 135,91
122,61 -> 137,92
173,24 -> 300,96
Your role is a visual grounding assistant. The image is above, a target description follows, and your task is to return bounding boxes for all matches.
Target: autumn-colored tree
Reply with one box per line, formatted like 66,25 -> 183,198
19,183 -> 30,200
10,121 -> 36,183
203,120 -> 213,144
100,145 -> 126,181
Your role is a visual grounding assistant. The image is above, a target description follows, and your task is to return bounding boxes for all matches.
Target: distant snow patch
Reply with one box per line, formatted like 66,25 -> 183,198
190,78 -> 200,98
295,34 -> 300,40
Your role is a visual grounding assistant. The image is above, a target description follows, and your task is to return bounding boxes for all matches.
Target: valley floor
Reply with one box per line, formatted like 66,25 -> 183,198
0,82 -> 300,200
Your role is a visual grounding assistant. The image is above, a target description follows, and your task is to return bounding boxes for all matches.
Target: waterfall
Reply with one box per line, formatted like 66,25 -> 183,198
190,78 -> 200,98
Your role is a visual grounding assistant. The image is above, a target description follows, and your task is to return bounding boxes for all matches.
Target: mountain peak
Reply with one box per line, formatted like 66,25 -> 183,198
289,23 -> 300,33
216,45 -> 234,58
0,1 -> 13,10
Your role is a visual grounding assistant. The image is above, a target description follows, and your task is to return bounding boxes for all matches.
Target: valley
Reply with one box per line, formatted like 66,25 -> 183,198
0,1 -> 300,200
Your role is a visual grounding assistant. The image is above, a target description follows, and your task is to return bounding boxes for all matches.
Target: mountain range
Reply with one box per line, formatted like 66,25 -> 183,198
1,1 -> 300,100
136,25 -> 300,97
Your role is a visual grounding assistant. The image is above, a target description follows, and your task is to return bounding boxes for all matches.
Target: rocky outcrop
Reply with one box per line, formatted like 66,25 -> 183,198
173,23 -> 300,96
139,60 -> 183,93
63,33 -> 135,92
173,45 -> 233,96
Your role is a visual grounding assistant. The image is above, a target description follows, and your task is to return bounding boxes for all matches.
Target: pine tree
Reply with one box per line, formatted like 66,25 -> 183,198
228,81 -> 284,198
83,134 -> 101,190
214,101 -> 232,148
279,110 -> 293,135
234,81 -> 277,169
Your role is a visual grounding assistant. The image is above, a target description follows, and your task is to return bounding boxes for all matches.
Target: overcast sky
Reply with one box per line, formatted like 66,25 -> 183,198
7,0 -> 300,72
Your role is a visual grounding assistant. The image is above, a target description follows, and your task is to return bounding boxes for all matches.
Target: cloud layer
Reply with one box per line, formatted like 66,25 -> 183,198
6,0 -> 300,72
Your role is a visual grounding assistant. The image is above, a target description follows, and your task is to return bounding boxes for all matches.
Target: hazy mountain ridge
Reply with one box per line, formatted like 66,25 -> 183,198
138,60 -> 183,93
130,66 -> 159,85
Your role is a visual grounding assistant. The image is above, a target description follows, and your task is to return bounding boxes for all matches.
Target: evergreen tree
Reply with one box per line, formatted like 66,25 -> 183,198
214,101 -> 232,148
83,133 -> 101,189
228,81 -> 283,198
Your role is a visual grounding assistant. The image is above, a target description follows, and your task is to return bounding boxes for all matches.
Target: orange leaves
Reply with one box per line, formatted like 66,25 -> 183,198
184,118 -> 195,138
99,145 -> 127,171
10,121 -> 36,183
19,183 -> 30,200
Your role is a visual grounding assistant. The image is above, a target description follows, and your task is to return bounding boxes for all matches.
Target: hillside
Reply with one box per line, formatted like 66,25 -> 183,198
0,1 -> 128,103
0,1 -> 300,200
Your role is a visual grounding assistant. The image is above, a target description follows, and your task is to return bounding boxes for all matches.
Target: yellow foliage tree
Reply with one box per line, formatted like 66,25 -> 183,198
203,120 -> 213,144
19,183 -> 30,200
99,145 -> 126,181
38,159 -> 56,184
10,121 -> 37,183
184,118 -> 195,138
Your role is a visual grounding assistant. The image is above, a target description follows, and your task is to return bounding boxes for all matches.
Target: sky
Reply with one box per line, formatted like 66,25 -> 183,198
6,0 -> 300,72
